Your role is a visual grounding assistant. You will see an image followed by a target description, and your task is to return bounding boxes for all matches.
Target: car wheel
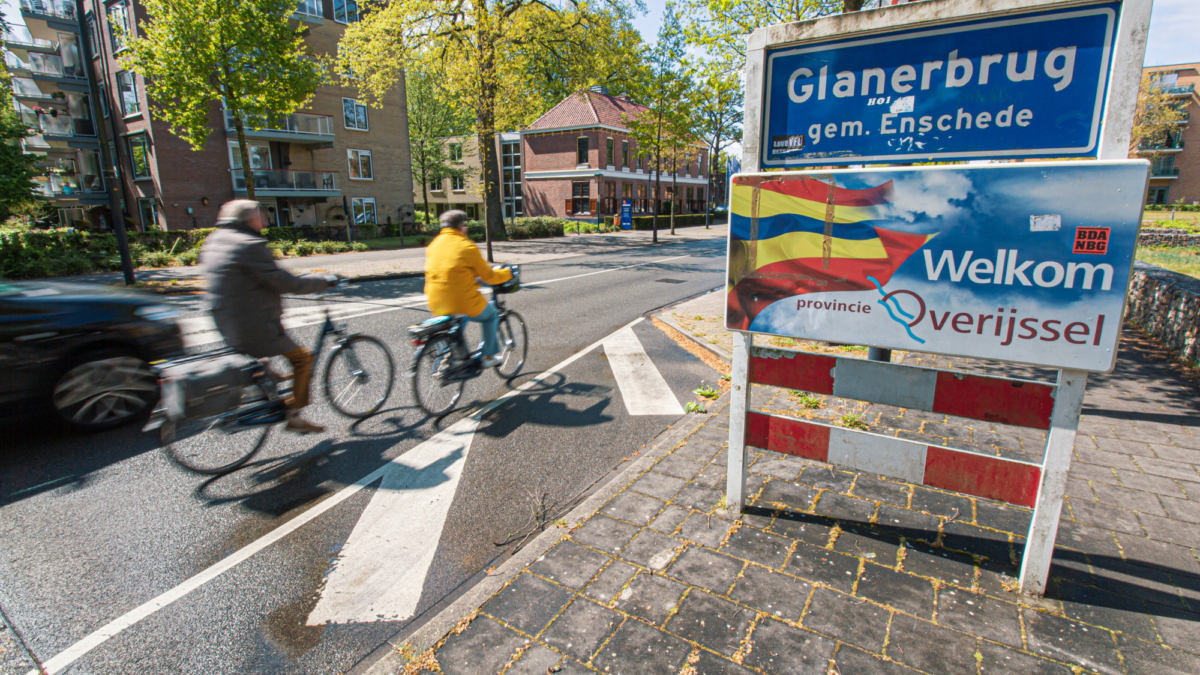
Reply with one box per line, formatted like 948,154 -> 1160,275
52,350 -> 158,432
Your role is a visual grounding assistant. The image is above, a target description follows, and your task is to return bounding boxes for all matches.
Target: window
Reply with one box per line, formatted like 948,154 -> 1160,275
98,83 -> 109,118
342,98 -> 368,130
79,150 -> 103,193
501,141 -> 522,218
576,136 -> 588,165
334,0 -> 359,23
606,138 -> 614,166
352,197 -> 376,224
636,154 -> 642,171
451,175 -> 465,191
67,93 -> 95,135
430,178 -> 443,192
86,13 -> 100,59
571,181 -> 590,214
126,133 -> 150,179
449,142 -> 462,161
621,140 -> 629,168
138,198 -> 158,230
107,1 -> 131,52
116,71 -> 139,116
347,149 -> 373,180
108,140 -> 119,179
228,142 -> 271,169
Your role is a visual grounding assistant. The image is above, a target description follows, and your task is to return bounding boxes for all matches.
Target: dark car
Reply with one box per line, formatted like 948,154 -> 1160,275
0,280 -> 183,432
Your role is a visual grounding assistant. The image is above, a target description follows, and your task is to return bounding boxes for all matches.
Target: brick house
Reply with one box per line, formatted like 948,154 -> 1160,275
413,132 -> 524,223
45,0 -> 416,231
521,87 -> 710,221
1140,63 -> 1197,206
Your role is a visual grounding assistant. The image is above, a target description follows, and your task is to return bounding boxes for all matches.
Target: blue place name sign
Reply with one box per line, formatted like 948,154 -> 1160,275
761,3 -> 1120,167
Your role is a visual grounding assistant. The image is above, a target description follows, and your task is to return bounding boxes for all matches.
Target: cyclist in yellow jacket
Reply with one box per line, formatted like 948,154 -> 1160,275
424,210 -> 514,367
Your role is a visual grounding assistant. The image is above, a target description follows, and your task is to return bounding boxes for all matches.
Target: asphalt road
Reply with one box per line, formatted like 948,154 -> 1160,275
0,232 -> 727,675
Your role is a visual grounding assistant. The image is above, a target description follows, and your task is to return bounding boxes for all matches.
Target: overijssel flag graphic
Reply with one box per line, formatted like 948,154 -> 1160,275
726,176 -> 935,330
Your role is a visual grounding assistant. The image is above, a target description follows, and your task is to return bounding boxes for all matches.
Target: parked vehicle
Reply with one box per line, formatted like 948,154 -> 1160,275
0,280 -> 183,431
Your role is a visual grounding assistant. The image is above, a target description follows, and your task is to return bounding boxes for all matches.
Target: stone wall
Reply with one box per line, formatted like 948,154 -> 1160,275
1125,262 -> 1200,364
1139,229 -> 1200,247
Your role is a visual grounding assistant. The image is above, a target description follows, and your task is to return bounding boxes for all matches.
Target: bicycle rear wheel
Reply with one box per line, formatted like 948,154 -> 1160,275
164,408 -> 273,475
324,335 -> 395,418
412,336 -> 465,417
495,311 -> 528,379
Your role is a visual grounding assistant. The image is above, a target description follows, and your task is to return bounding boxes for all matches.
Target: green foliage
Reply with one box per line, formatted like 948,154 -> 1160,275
789,391 -> 823,409
684,401 -> 707,414
694,384 -> 721,400
1136,245 -> 1200,280
407,66 -> 475,227
630,214 -> 712,230
0,80 -> 40,220
838,413 -> 869,431
681,0 -> 842,63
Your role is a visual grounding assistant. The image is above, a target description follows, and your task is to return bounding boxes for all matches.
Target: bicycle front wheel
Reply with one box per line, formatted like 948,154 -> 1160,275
324,335 -> 395,418
496,311 -> 528,378
412,337 -> 465,417
164,412 -> 271,475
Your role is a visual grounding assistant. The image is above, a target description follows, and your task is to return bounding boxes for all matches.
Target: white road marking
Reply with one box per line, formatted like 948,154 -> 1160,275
31,318 -> 648,675
603,326 -> 685,416
306,417 -> 479,625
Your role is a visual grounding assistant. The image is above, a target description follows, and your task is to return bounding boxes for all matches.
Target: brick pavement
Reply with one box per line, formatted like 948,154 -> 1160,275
400,323 -> 1200,675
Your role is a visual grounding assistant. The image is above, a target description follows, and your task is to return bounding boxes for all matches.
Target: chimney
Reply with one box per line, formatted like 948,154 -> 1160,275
588,84 -> 610,95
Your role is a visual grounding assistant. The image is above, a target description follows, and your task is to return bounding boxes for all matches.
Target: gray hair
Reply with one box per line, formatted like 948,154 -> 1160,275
217,199 -> 261,225
439,210 -> 468,229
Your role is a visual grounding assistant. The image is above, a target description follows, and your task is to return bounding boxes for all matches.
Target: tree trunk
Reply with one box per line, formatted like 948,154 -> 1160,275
476,41 -> 505,263
670,155 -> 677,235
653,120 -> 663,244
232,114 -> 256,200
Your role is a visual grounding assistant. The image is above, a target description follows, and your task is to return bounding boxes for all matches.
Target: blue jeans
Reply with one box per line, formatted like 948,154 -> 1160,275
466,300 -> 500,358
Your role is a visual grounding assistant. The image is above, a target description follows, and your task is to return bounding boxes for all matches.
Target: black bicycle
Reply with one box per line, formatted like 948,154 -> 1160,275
409,265 -> 528,417
154,307 -> 394,475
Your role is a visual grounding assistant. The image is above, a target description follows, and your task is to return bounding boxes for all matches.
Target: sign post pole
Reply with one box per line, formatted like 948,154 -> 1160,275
726,332 -> 753,513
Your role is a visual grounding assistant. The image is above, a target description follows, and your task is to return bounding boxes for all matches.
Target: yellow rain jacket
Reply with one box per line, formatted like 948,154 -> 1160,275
424,227 -> 513,317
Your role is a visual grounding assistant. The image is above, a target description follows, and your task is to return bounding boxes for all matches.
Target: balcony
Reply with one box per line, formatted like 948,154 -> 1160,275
231,169 -> 340,198
1150,167 -> 1181,179
1136,139 -> 1185,153
2,29 -> 57,60
5,52 -> 87,82
18,0 -> 79,41
9,76 -> 56,101
19,0 -> 76,21
17,109 -> 99,148
225,111 -> 335,147
292,0 -> 323,23
34,174 -> 106,200
1170,111 -> 1191,124
1156,84 -> 1196,96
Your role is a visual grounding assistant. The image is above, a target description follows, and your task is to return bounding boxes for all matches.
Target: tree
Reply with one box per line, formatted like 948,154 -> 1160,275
339,0 -> 637,261
625,2 -> 691,244
0,35 -> 40,220
407,66 -> 475,227
122,0 -> 324,201
1130,72 -> 1188,156
681,0 -> 879,63
690,54 -> 742,229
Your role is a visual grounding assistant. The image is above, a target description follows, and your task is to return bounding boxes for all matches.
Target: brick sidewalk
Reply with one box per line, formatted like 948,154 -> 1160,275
401,324 -> 1199,675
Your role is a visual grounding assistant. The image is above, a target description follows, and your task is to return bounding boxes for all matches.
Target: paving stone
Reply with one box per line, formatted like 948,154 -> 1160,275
768,511 -> 835,547
1075,447 -> 1142,470
1118,634 -> 1200,675
976,640 -> 1073,675
1138,512 -> 1200,547
856,564 -> 935,619
1070,461 -> 1121,485
797,466 -> 857,493
694,464 -> 727,488
612,571 -> 687,625
741,617 -> 836,675
832,526 -> 901,567
813,492 -> 876,522
1053,520 -> 1121,557
691,651 -> 757,675
529,541 -> 613,590
1065,477 -> 1097,500
1090,482 -> 1167,516
755,480 -> 818,512
540,597 -> 623,662
750,456 -> 804,481
1154,444 -> 1200,465
1114,426 -> 1173,445
667,589 -> 752,656
787,542 -> 861,592
738,505 -> 775,531
910,487 -> 973,519
886,613 -> 979,675
620,529 -> 683,570
1167,433 -> 1200,450
649,504 -> 691,535
1096,436 -> 1156,457
901,542 -> 977,589
975,502 -> 1033,534
602,490 -> 666,526
832,645 -> 922,673
689,424 -> 730,448
1067,498 -> 1145,535
436,615 -> 527,675
1152,608 -> 1200,653
720,526 -> 792,569
936,586 -> 1022,647
591,616 -> 690,675
1113,534 -> 1200,578
941,522 -> 1013,565
654,455 -> 705,480
1049,578 -> 1158,641
801,588 -> 890,652
481,573 -> 574,636
730,565 -> 812,622
1022,608 -> 1124,674
1117,470 -> 1188,498
572,515 -> 641,555
875,505 -> 940,544
677,440 -> 723,463
1135,456 -> 1200,481
667,546 -> 744,594
673,483 -> 724,513
630,471 -> 689,501
679,512 -> 731,548
850,476 -> 912,507
923,421 -> 973,441
504,643 -> 565,675
1160,496 -> 1200,525
584,559 -> 639,605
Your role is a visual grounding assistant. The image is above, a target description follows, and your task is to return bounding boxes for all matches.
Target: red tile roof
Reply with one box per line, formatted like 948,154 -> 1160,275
526,90 -> 650,132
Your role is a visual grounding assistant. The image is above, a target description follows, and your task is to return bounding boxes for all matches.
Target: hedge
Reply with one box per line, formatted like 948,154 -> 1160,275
1146,204 -> 1200,212
631,214 -> 715,230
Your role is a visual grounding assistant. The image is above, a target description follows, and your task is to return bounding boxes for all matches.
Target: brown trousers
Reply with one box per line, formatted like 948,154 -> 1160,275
283,346 -> 313,411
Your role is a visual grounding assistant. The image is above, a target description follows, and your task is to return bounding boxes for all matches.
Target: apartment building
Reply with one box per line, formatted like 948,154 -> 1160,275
5,0 -> 415,231
1140,63 -> 1197,206
413,132 -> 523,223
522,87 -> 710,221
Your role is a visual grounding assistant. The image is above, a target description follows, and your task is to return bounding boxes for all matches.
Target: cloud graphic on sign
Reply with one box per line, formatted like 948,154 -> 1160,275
882,170 -> 973,223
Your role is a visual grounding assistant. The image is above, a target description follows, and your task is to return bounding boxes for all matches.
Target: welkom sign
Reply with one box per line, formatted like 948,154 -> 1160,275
728,0 -> 1152,597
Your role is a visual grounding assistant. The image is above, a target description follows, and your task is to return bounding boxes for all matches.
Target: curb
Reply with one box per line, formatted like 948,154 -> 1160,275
358,405 -> 720,675
650,287 -> 733,364
347,271 -> 424,284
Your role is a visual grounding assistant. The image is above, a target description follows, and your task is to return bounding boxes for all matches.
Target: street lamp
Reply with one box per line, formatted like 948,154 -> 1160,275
594,172 -> 604,233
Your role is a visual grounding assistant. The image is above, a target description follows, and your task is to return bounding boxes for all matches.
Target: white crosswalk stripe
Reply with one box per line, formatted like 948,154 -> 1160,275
603,326 -> 685,416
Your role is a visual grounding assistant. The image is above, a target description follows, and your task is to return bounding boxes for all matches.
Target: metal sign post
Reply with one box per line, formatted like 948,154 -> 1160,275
729,0 -> 1152,597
